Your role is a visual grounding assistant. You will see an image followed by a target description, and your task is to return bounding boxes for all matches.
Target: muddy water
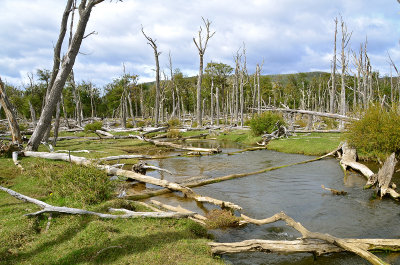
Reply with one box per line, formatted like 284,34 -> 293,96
140,140 -> 400,265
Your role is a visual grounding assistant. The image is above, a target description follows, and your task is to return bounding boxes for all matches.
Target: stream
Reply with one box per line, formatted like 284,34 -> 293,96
136,140 -> 400,264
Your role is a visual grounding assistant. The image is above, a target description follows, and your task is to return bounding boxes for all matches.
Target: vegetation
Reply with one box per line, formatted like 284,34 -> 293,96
346,106 -> 400,160
249,112 -> 285,136
84,121 -> 103,134
205,209 -> 241,229
0,155 -> 220,265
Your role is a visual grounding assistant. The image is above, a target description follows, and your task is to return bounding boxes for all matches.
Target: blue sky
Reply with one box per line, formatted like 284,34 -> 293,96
1,0 -> 400,88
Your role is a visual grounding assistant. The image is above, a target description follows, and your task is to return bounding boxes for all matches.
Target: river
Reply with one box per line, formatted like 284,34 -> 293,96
138,140 -> 400,264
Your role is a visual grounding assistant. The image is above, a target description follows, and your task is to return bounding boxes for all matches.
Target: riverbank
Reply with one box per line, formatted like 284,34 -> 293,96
0,139 -> 222,265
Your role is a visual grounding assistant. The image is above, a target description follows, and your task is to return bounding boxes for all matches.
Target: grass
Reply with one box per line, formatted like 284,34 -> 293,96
0,143 -> 221,264
216,129 -> 262,145
267,133 -> 342,156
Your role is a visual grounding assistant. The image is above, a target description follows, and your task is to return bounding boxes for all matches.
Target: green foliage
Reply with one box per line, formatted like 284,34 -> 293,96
249,112 -> 285,136
166,129 -> 182,138
346,106 -> 400,158
26,162 -> 113,207
84,121 -> 103,133
322,117 -> 338,130
205,209 -> 241,229
168,118 -> 181,127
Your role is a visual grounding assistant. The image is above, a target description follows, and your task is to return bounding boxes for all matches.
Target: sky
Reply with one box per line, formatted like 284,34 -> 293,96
1,0 -> 400,88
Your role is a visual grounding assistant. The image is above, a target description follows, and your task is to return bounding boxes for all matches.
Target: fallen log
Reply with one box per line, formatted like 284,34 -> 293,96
141,126 -> 168,136
366,153 -> 399,199
134,135 -> 221,153
236,212 -> 389,265
321,185 -> 347,195
98,154 -> 154,161
150,199 -> 207,225
252,107 -> 358,121
21,151 -> 241,211
209,238 -> 400,255
0,186 -> 191,219
338,143 -> 399,200
95,130 -> 114,137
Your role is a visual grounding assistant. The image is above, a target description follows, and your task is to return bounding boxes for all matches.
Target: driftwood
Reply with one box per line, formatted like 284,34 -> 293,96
217,212 -> 391,265
294,129 -> 342,133
365,153 -> 399,199
150,199 -> 207,225
134,135 -> 221,153
321,185 -> 347,195
338,143 -> 399,200
0,186 -> 191,219
95,130 -> 114,137
21,151 -> 241,210
128,147 -> 341,200
209,239 -> 400,255
141,126 -> 168,136
98,154 -> 154,161
253,107 -> 358,121
258,122 -> 290,146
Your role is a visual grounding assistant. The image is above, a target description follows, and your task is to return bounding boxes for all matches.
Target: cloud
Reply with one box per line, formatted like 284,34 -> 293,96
1,0 -> 400,87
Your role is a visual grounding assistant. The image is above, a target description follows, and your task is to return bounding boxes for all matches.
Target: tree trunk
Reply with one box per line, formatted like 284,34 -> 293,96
26,0 -> 103,151
330,17 -> 338,113
0,77 -> 21,143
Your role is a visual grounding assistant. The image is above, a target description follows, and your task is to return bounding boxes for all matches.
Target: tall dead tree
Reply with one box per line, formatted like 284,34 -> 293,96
0,77 -> 21,143
26,0 -> 106,151
141,26 -> 161,126
193,17 -> 215,127
330,17 -> 338,113
339,17 -> 351,129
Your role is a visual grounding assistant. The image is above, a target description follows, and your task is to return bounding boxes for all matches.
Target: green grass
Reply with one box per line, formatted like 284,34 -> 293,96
216,129 -> 262,145
0,149 -> 221,265
267,133 -> 342,156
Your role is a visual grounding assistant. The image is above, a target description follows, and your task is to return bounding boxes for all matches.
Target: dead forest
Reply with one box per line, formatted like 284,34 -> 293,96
1,1 -> 400,265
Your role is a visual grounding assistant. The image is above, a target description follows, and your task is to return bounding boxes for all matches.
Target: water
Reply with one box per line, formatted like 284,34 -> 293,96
133,140 -> 400,264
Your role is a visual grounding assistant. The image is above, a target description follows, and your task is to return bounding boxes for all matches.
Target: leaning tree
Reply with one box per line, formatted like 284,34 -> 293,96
26,0 -> 108,151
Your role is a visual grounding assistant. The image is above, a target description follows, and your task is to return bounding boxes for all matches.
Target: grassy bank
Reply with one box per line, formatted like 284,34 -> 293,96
0,139 -> 221,265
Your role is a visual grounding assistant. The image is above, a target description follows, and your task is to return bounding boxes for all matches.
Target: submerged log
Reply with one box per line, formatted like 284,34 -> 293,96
209,238 -> 400,255
0,186 -> 191,219
235,212 -> 390,265
321,185 -> 347,195
339,142 -> 374,178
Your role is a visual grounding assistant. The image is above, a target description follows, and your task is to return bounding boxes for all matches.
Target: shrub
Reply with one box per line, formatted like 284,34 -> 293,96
346,106 -> 400,157
166,129 -> 182,138
84,121 -> 103,133
249,112 -> 285,136
205,209 -> 241,229
168,118 -> 181,128
32,163 -> 114,207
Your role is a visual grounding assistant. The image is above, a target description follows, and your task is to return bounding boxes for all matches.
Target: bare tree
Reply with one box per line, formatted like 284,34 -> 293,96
339,17 -> 352,129
26,0 -> 106,151
0,77 -> 21,143
193,17 -> 215,127
141,26 -> 161,126
330,17 -> 338,113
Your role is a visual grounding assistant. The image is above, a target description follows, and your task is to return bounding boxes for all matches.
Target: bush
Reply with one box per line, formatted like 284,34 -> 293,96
249,112 -> 285,136
166,129 -> 182,138
168,118 -> 181,128
84,121 -> 103,133
346,106 -> 400,157
30,163 -> 114,207
205,209 -> 241,229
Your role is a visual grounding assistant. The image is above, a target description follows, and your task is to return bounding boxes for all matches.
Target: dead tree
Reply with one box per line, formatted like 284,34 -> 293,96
330,17 -> 338,113
339,17 -> 352,129
193,17 -> 215,127
141,26 -> 161,126
0,77 -> 21,143
26,0 -> 106,151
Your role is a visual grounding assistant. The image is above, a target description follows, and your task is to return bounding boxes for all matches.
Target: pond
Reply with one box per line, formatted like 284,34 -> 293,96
139,140 -> 400,264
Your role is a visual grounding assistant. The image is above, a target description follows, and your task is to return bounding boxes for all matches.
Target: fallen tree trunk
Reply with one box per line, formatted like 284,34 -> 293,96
236,212 -> 390,265
98,154 -> 154,161
21,151 -> 241,211
338,143 -> 399,200
150,199 -> 207,225
251,107 -> 358,121
0,186 -> 191,219
209,238 -> 400,255
134,135 -> 221,153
